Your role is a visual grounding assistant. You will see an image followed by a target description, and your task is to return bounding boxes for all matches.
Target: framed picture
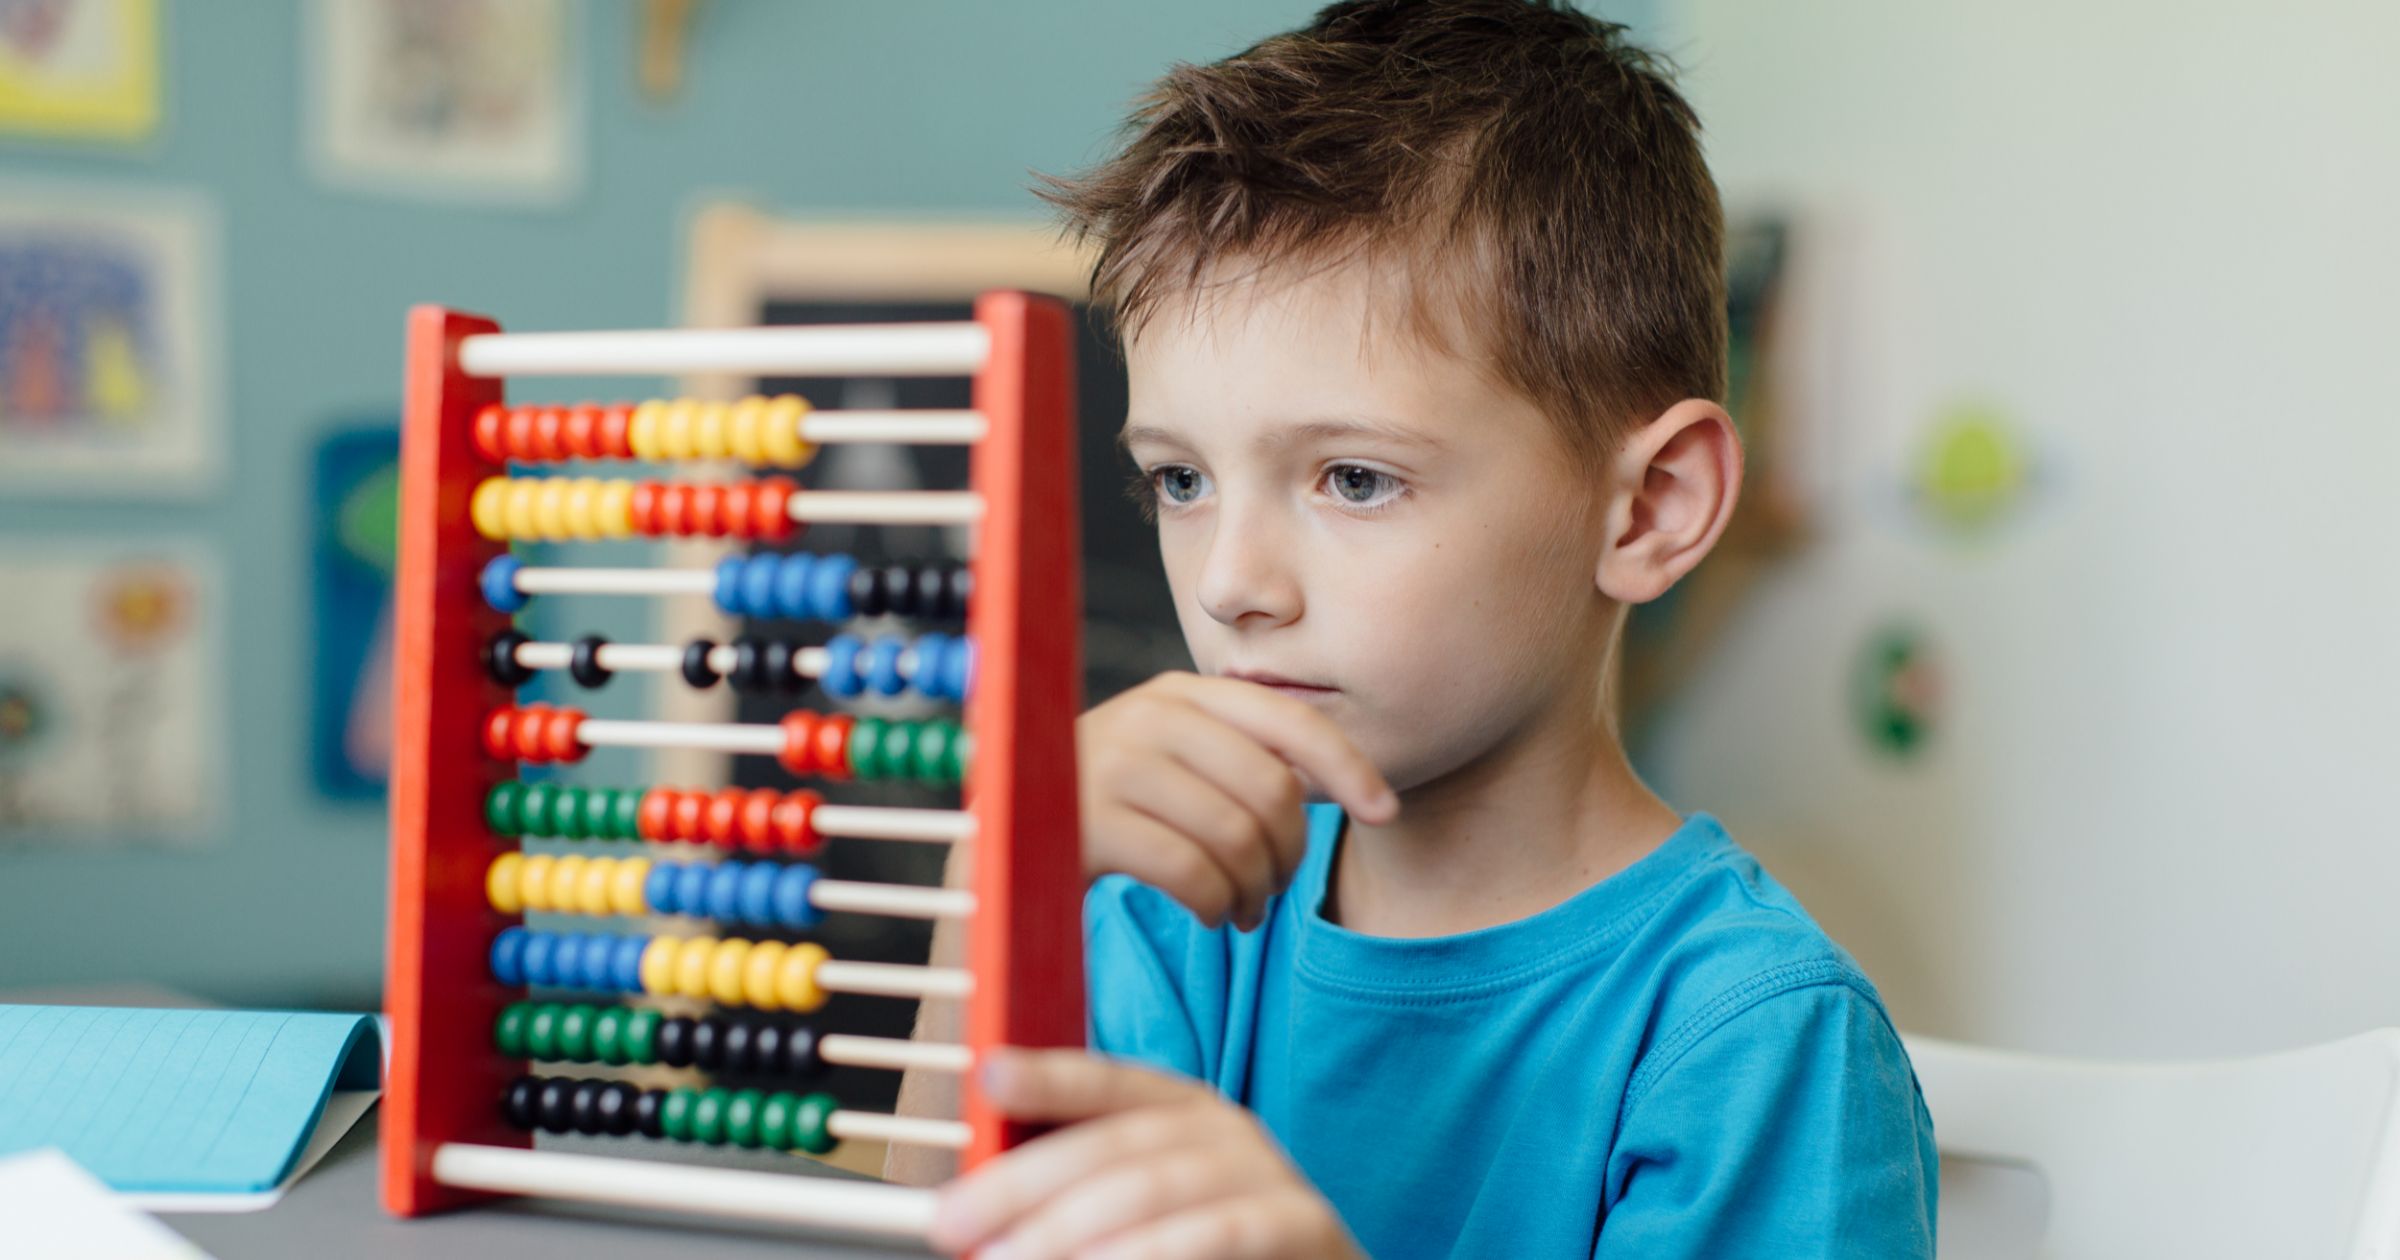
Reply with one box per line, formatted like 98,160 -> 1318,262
0,0 -> 159,144
305,0 -> 581,205
0,182 -> 220,495
309,423 -> 400,802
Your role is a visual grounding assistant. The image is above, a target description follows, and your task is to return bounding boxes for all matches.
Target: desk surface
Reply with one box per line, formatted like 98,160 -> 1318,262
162,1113 -> 934,1259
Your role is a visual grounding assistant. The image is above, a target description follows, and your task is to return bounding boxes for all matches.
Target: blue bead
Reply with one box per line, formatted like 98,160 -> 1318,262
520,931 -> 558,987
490,927 -> 529,987
610,936 -> 648,992
865,635 -> 907,696
822,634 -> 864,699
741,555 -> 780,619
809,554 -> 856,621
569,934 -> 610,990
713,556 -> 745,615
480,555 -> 529,614
911,633 -> 949,698
737,863 -> 778,926
705,862 -> 746,921
645,863 -> 680,915
773,553 -> 815,619
943,636 -> 976,702
673,864 -> 712,917
772,864 -> 823,930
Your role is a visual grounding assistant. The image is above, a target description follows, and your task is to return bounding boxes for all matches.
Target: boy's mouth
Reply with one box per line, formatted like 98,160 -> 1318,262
1223,669 -> 1339,698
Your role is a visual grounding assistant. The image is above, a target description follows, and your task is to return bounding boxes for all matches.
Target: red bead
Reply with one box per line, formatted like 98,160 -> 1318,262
777,712 -> 819,777
563,404 -> 602,458
543,708 -> 586,763
511,704 -> 552,761
704,789 -> 744,849
628,482 -> 663,535
671,791 -> 706,843
690,485 -> 728,538
504,409 -> 539,463
637,789 -> 674,840
771,790 -> 821,856
483,708 -> 518,761
532,407 -> 568,462
738,789 -> 779,853
813,714 -> 854,782
473,405 -> 509,463
657,485 -> 695,537
598,404 -> 633,457
752,478 -> 795,542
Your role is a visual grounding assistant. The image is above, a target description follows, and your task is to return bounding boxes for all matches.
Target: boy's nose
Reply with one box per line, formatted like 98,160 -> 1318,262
1195,504 -> 1303,629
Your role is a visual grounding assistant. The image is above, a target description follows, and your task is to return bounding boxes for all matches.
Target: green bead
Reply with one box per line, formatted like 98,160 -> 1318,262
556,1005 -> 594,1061
607,789 -> 642,839
949,731 -> 974,783
660,1088 -> 697,1142
525,1003 -> 562,1060
622,1008 -> 660,1064
725,1089 -> 764,1149
792,1091 -> 838,1155
493,1003 -> 530,1057
878,722 -> 916,784
581,787 -> 615,839
758,1093 -> 795,1151
519,783 -> 558,837
691,1088 -> 729,1146
555,787 -> 590,840
911,721 -> 955,785
591,1006 -> 627,1064
486,783 -> 525,835
848,717 -> 886,780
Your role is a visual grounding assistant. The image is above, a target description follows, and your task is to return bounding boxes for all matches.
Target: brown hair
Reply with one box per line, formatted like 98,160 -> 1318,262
1041,0 -> 1726,463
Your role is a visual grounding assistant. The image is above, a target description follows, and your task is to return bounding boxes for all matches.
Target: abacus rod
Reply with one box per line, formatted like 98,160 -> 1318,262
819,960 -> 974,1001
457,324 -> 989,379
428,1143 -> 936,1239
828,1111 -> 972,1151
789,491 -> 984,525
513,568 -> 717,597
575,719 -> 786,756
811,805 -> 974,844
809,879 -> 976,921
819,1034 -> 973,1074
512,640 -> 837,680
799,411 -> 988,444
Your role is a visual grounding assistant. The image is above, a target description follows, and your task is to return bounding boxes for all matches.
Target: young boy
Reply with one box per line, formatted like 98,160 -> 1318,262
894,3 -> 1939,1256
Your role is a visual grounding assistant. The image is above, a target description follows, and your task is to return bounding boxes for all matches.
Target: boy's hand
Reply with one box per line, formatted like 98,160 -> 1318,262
930,1049 -> 1365,1260
1080,672 -> 1398,931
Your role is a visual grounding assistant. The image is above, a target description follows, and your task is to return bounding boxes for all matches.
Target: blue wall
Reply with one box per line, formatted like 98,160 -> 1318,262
0,0 -> 1661,1004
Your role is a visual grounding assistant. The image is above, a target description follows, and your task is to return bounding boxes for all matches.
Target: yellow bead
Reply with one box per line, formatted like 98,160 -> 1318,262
485,853 -> 525,914
776,941 -> 831,1014
518,854 -> 556,912
611,857 -> 651,915
761,395 -> 810,468
533,479 -> 571,540
743,939 -> 786,1008
577,857 -> 615,915
726,396 -> 768,464
640,937 -> 678,995
674,937 -> 716,997
692,400 -> 730,459
597,480 -> 634,538
503,479 -> 544,541
549,855 -> 587,913
561,479 -> 598,538
654,399 -> 692,460
707,938 -> 753,1006
628,400 -> 667,461
471,478 -> 511,540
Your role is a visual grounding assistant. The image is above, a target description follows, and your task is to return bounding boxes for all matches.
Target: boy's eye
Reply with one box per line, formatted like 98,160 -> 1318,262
1324,464 -> 1399,506
1153,465 -> 1211,504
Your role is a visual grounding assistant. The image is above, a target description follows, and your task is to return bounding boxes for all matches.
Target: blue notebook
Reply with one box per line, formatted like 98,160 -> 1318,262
0,1006 -> 382,1196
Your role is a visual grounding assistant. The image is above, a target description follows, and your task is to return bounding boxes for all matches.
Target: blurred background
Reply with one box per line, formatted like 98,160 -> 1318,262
0,0 -> 2391,1077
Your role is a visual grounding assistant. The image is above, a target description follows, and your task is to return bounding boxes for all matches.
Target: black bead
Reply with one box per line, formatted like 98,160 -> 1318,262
719,1018 -> 757,1073
680,639 -> 721,690
729,639 -> 765,693
568,634 -> 613,689
783,1024 -> 825,1079
595,1082 -> 637,1136
535,1077 -> 574,1133
943,565 -> 973,621
633,1088 -> 666,1137
848,562 -> 887,618
690,1016 -> 726,1069
912,566 -> 948,621
748,1023 -> 785,1077
880,563 -> 919,616
502,1076 -> 538,1130
485,630 -> 536,688
568,1079 -> 604,1134
656,1016 -> 694,1067
762,640 -> 797,694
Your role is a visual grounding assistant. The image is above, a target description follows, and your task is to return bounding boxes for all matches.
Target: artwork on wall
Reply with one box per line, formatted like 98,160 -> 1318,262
0,183 -> 219,495
0,0 -> 158,144
0,543 -> 221,843
306,0 -> 582,204
309,424 -> 399,801
1851,620 -> 1942,761
1908,397 -> 2043,537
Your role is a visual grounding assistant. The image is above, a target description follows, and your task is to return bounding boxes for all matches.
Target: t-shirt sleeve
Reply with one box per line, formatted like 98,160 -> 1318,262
1082,874 -> 1211,1080
1597,978 -> 1939,1258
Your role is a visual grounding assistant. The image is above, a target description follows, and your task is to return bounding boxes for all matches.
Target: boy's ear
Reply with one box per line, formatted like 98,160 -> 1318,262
1595,398 -> 1745,604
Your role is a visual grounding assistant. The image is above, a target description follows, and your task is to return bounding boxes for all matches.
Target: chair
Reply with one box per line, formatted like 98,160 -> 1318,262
1905,1029 -> 2400,1259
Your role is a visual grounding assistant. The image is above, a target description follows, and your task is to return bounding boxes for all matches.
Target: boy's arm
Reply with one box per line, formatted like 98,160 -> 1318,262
1597,980 -> 1939,1258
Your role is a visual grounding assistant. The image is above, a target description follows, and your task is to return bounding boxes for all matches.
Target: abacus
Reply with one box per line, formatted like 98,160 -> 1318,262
384,293 -> 1082,1240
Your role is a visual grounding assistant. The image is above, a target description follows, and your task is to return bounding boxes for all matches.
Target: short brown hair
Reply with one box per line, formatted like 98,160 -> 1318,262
1042,0 -> 1726,463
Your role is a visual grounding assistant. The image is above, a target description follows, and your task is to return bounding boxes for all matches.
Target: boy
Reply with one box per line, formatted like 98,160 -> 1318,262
894,3 -> 1940,1256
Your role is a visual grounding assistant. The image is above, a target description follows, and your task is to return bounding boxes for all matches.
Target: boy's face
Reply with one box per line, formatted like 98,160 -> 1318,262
1123,259 -> 1620,793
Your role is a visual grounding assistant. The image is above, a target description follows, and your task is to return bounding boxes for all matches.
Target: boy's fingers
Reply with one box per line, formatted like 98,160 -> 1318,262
980,1148 -> 1248,1260
1094,807 -> 1242,926
1171,676 -> 1398,823
1081,1191 -> 1349,1260
1117,758 -> 1278,929
1155,713 -> 1311,893
981,1047 -> 1207,1122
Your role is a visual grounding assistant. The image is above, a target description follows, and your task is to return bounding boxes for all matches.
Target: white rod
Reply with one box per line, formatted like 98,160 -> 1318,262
429,1143 -> 935,1239
811,880 -> 976,921
790,491 -> 983,525
575,718 -> 785,756
818,961 -> 974,1001
811,805 -> 973,844
828,1112 -> 971,1151
458,324 -> 989,379
517,641 -> 831,682
514,568 -> 717,597
800,411 -> 988,444
819,1034 -> 973,1074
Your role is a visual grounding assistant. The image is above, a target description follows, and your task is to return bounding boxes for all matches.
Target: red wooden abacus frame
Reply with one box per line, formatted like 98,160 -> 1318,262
382,293 -> 1084,1218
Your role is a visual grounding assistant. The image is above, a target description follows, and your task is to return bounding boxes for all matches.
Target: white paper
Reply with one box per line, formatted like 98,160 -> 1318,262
0,1148 -> 215,1259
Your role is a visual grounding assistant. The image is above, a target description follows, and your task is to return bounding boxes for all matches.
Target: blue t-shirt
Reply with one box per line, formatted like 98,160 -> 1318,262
1085,807 -> 1938,1258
